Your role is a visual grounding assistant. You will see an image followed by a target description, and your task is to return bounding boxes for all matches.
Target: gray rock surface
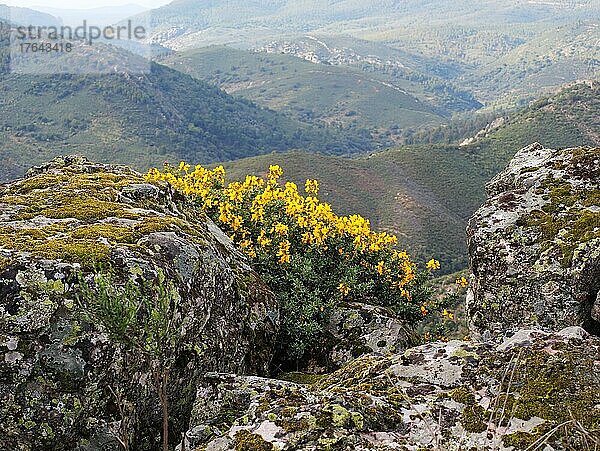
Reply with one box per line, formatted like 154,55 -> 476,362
467,144 -> 600,338
181,327 -> 600,450
0,156 -> 278,450
325,302 -> 414,369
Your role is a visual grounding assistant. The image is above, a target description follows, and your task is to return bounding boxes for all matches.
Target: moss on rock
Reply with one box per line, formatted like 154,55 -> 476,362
184,329 -> 600,450
468,145 -> 600,336
0,157 -> 214,268
526,179 -> 600,267
0,254 -> 11,272
233,430 -> 274,451
0,156 -> 279,451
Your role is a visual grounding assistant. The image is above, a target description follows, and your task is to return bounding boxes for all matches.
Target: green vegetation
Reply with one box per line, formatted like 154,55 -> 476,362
1,79 -> 585,274
162,45 -> 475,136
136,0 -> 598,107
149,163 -> 440,367
134,0 -> 597,52
0,3 -> 597,276
466,22 -> 599,106
78,268 -> 184,451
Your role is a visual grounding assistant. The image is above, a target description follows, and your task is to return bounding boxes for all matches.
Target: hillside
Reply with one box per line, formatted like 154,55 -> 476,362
273,22 -> 598,109
219,83 -> 600,272
464,21 -> 599,106
134,0 -> 599,109
134,0 -> 598,50
0,5 -> 60,27
0,25 -> 374,182
163,45 -> 464,136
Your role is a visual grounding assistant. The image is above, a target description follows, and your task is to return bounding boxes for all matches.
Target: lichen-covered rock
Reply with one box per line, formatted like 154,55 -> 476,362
180,327 -> 600,451
325,302 -> 414,369
467,144 -> 600,338
0,156 -> 279,450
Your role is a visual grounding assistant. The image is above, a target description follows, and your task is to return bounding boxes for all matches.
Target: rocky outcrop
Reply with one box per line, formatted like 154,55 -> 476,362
180,327 -> 600,450
467,144 -> 600,338
4,146 -> 598,450
0,156 -> 278,450
325,302 -> 414,369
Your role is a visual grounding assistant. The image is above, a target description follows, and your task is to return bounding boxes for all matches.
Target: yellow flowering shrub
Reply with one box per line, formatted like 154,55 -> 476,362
147,163 -> 437,361
419,273 -> 470,343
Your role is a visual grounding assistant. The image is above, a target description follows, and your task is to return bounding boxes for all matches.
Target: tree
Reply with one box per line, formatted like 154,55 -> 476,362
78,267 -> 184,451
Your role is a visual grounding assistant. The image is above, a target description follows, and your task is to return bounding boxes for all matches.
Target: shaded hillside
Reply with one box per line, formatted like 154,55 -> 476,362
220,83 -> 600,272
464,22 -> 599,106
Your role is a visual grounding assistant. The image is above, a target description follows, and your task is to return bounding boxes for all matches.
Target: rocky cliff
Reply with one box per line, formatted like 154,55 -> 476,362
0,156 -> 278,450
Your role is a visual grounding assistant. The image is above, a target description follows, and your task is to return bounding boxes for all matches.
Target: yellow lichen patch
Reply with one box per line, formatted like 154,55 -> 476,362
64,172 -> 144,191
2,168 -> 147,223
16,193 -> 139,221
7,174 -> 71,195
232,430 -> 273,451
0,224 -> 110,268
0,165 -> 211,269
133,216 -> 208,246
133,216 -> 187,236
0,195 -> 31,205
7,171 -> 144,197
0,255 -> 10,272
32,239 -> 110,268
14,194 -> 140,222
71,224 -> 135,244
0,173 -> 142,266
527,179 -> 600,267
0,226 -> 50,250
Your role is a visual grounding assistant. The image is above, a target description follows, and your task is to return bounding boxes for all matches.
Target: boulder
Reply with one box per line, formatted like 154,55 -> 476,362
0,156 -> 278,450
325,302 -> 414,369
467,144 -> 600,338
180,327 -> 600,450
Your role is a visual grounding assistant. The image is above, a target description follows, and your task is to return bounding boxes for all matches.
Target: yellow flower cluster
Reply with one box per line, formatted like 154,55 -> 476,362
426,259 -> 441,271
338,282 -> 351,296
456,276 -> 469,288
442,309 -> 455,320
146,163 -> 417,296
